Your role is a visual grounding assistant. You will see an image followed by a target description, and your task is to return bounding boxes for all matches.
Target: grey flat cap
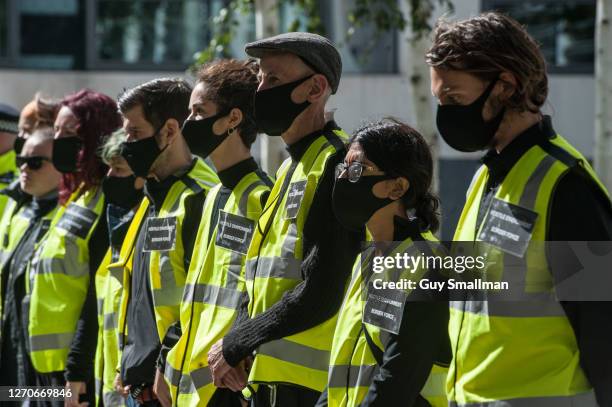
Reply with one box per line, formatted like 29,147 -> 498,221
0,103 -> 19,134
245,32 -> 342,94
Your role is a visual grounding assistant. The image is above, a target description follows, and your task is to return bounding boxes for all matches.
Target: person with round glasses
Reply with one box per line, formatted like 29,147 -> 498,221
0,128 -> 62,388
319,118 -> 451,406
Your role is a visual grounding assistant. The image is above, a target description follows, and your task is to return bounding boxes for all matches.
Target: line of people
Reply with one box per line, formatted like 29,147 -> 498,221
0,11 -> 611,407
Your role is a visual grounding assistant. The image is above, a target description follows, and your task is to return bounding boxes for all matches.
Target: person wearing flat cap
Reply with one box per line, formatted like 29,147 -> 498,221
0,103 -> 21,214
208,32 -> 363,406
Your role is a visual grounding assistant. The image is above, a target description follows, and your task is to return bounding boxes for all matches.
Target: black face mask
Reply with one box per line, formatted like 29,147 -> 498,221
255,75 -> 313,137
52,136 -> 82,174
436,79 -> 506,152
102,175 -> 143,209
182,113 -> 230,158
14,136 -> 25,155
332,175 -> 395,232
120,131 -> 165,178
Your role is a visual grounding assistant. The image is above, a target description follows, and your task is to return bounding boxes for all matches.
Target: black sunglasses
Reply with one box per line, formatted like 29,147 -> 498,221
16,155 -> 51,170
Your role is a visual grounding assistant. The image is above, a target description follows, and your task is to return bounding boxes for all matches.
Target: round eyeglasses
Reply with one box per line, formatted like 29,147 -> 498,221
335,161 -> 380,183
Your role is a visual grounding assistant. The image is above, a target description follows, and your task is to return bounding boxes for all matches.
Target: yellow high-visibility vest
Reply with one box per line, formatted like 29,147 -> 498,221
27,185 -> 105,373
449,133 -> 610,406
165,168 -> 272,406
327,232 -> 448,407
115,159 -> 218,358
0,198 -> 58,344
246,128 -> 349,392
94,248 -> 127,407
0,150 -> 18,217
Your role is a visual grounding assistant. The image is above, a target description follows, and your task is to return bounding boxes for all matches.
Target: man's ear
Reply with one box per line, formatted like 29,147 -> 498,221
306,74 -> 329,103
388,177 -> 410,201
227,108 -> 243,131
498,71 -> 518,101
163,118 -> 180,145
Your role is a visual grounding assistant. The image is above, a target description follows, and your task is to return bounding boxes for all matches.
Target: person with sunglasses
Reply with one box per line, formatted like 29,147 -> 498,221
0,94 -> 61,216
0,128 -> 62,389
318,118 -> 450,407
24,89 -> 121,407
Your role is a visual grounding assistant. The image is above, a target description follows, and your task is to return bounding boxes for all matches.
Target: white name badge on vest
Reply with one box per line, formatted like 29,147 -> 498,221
215,211 -> 255,255
284,180 -> 307,220
479,198 -> 538,258
362,284 -> 408,335
144,216 -> 177,252
56,203 -> 98,239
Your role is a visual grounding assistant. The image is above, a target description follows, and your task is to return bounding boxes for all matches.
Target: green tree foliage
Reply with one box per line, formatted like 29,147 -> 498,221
191,0 -> 453,70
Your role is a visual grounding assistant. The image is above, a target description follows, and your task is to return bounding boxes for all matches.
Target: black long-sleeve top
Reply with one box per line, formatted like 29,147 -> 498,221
222,121 -> 363,367
476,116 -> 612,406
65,191 -> 109,382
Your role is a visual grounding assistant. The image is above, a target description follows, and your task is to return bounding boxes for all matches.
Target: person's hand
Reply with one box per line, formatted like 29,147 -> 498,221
208,339 -> 234,388
153,368 -> 172,407
64,381 -> 87,407
220,362 -> 248,392
114,373 -> 129,398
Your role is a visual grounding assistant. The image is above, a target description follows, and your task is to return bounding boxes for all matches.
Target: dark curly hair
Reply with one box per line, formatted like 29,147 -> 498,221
195,59 -> 259,147
60,89 -> 122,203
351,118 -> 440,233
426,12 -> 548,113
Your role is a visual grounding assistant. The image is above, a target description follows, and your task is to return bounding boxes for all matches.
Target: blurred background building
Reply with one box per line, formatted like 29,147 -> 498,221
0,0 -> 597,238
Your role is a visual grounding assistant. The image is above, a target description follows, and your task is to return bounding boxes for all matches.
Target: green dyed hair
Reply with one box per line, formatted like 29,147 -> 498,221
100,128 -> 127,165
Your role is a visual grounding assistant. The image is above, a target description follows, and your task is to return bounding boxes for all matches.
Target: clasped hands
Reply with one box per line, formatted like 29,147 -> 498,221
208,338 -> 251,392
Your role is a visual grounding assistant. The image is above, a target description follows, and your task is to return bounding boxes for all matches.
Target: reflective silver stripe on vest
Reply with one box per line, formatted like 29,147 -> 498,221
191,365 -> 213,390
328,364 -> 378,388
245,256 -> 303,281
103,390 -> 125,407
165,362 -> 197,394
103,312 -> 117,330
182,283 -> 243,310
238,181 -> 265,216
457,155 -> 563,318
225,255 -> 244,290
29,332 -> 74,351
35,241 -> 89,277
97,298 -> 104,316
257,338 -> 329,372
152,285 -> 185,307
449,390 -> 597,407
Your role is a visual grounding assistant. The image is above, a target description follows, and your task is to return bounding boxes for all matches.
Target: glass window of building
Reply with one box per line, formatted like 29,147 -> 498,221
92,0 -> 230,69
279,0 -> 398,74
483,0 -> 595,73
0,0 -> 7,58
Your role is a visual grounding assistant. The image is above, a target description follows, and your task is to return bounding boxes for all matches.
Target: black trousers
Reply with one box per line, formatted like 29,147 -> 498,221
251,384 -> 320,407
209,388 -> 244,407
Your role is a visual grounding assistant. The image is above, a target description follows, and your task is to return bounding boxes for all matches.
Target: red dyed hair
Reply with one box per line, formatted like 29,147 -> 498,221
59,89 -> 122,203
